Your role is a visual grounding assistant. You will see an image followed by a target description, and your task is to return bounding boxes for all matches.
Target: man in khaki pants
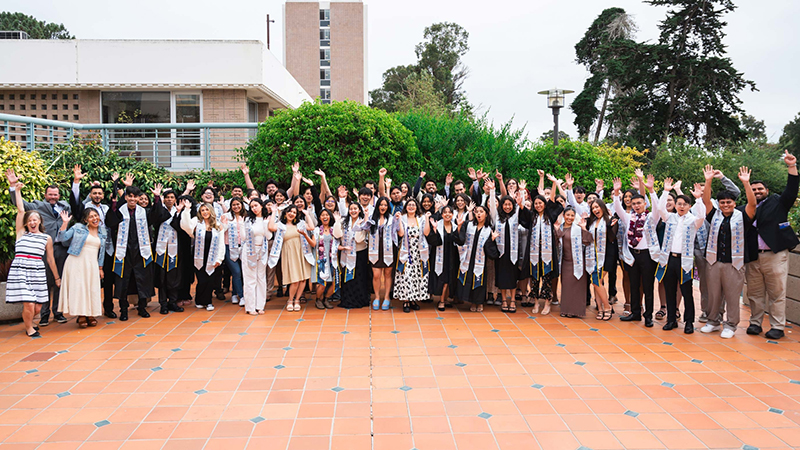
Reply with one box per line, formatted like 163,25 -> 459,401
745,151 -> 798,340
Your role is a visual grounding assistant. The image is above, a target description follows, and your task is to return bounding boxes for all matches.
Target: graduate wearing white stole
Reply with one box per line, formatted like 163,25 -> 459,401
555,211 -> 593,318
425,214 -> 459,305
452,207 -> 500,309
239,212 -> 271,314
180,204 -> 226,310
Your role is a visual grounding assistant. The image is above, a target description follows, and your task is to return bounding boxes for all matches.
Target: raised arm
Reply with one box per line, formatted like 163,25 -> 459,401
413,171 -> 424,199
714,169 -> 740,198
496,170 -> 507,197
241,164 -> 255,190
13,182 -> 25,236
657,178 -> 674,222
611,177 -> 630,224
702,165 -> 715,215
315,169 -> 332,201
288,164 -> 301,198
378,167 -> 387,198
738,166 -> 757,220
564,173 -> 580,209
779,151 -> 799,211
179,200 -> 199,234
537,170 -> 545,196
6,169 -> 35,210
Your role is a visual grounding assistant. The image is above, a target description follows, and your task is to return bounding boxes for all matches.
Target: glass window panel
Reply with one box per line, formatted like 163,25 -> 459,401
175,94 -> 201,156
101,92 -> 170,124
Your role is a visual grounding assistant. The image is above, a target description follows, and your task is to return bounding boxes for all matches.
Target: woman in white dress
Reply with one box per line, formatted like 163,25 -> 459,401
394,198 -> 431,313
58,209 -> 107,328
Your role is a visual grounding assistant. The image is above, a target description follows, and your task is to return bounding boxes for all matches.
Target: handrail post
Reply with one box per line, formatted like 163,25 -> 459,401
155,129 -> 159,167
102,129 -> 109,151
204,127 -> 210,170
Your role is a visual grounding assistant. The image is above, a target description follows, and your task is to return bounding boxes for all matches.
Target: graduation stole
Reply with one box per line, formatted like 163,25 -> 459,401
339,217 -> 360,282
368,216 -> 394,267
561,225 -> 584,280
586,219 -> 606,286
155,206 -> 178,271
434,219 -> 455,276
496,210 -> 519,262
530,213 -> 553,277
243,218 -> 268,268
193,221 -> 222,275
397,215 -> 429,276
227,215 -> 244,262
314,227 -> 339,283
616,213 -> 634,265
655,213 -> 697,282
706,208 -> 745,270
113,204 -> 152,276
457,223 -> 492,289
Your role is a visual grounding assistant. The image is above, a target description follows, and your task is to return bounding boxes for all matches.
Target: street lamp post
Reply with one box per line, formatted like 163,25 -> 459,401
537,88 -> 573,146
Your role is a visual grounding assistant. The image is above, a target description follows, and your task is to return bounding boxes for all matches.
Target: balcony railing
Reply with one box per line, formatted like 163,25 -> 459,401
0,113 -> 259,172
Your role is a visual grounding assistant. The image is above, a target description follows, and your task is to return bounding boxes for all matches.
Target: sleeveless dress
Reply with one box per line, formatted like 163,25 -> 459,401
6,233 -> 50,304
394,224 -> 429,302
60,233 -> 102,316
282,224 -> 312,284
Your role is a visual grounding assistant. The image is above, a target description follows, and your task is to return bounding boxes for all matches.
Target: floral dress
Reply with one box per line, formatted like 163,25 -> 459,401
394,224 -> 429,302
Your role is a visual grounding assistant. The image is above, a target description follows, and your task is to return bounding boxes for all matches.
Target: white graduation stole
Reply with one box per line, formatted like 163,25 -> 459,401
397,215 -> 429,276
113,204 -> 152,276
643,213 -> 661,262
434,219 -> 455,276
496,210 -> 519,262
314,227 -> 340,284
193,221 -> 223,275
706,209 -> 745,269
228,215 -> 244,262
298,221 -> 315,266
267,221 -> 286,269
529,214 -> 553,277
458,223 -> 492,281
243,218 -> 269,268
616,215 -> 634,265
585,219 -> 606,284
558,225 -> 585,280
155,206 -> 179,271
339,217 -> 359,282
655,213 -> 698,282
368,216 -> 394,267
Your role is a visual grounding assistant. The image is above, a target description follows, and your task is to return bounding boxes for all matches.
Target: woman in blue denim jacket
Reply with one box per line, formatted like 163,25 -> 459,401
56,209 -> 108,328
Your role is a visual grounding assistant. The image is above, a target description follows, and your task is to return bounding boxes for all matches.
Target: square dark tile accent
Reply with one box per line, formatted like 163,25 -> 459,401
661,382 -> 675,388
25,369 -> 38,374
556,343 -> 566,348
282,347 -> 293,351
399,386 -> 412,391
624,410 -> 639,418
94,420 -> 110,427
201,320 -> 210,324
768,407 -> 784,415
194,389 -> 207,395
274,365 -> 286,370
574,361 -> 586,366
790,380 -> 800,385
435,317 -> 444,320
135,333 -> 145,337
577,446 -> 594,450
447,345 -> 458,349
296,319 -> 304,322
340,331 -> 350,335
455,362 -> 467,367
477,412 -> 492,419
766,340 -> 779,344
527,316 -> 537,319
391,330 -> 400,334
742,445 -> 759,450
589,328 -> 599,332
250,416 -> 265,424
151,367 -> 163,372
56,350 -> 69,354
106,321 -> 115,325
238,332 -> 248,336
490,329 -> 500,333
21,352 -> 56,362
331,386 -> 345,392
662,342 -> 673,346
531,384 -> 544,389
691,359 -> 703,364
171,348 -> 182,352
56,391 -> 71,398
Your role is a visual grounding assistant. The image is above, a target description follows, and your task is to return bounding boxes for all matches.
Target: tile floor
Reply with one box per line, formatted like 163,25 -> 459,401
1,284 -> 799,450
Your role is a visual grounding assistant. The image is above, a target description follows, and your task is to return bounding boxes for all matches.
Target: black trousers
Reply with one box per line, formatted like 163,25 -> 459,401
41,245 -> 68,321
102,253 -> 115,313
607,246 -> 619,298
194,267 -> 221,306
158,266 -> 181,306
177,256 -> 195,301
626,249 -> 656,320
662,254 -> 695,324
115,252 -> 155,311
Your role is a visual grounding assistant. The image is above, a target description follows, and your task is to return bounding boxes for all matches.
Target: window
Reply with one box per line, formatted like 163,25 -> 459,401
0,105 -> 4,110
320,49 -> 330,61
42,104 -> 47,110
62,115 -> 68,120
20,104 -> 25,110
51,94 -> 57,100
320,89 -> 331,100
73,104 -> 78,110
52,104 -> 57,110
52,115 -> 57,120
101,92 -> 170,123
175,94 -> 201,156
31,104 -> 36,110
320,29 -> 330,40
9,94 -> 14,100
62,104 -> 68,110
319,9 -> 330,20
73,115 -> 79,121
73,94 -> 79,100
9,104 -> 15,110
0,94 -> 4,100
320,69 -> 330,80
62,94 -> 68,100
41,94 -> 46,100
20,94 -> 25,100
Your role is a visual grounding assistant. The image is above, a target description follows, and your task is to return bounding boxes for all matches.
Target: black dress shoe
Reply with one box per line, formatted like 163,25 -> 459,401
620,314 -> 641,322
138,309 -> 150,318
403,302 -> 411,313
167,303 -> 184,312
662,321 -> 678,331
55,315 -> 68,324
410,301 -> 420,311
160,305 -> 170,315
644,318 -> 654,327
119,311 -> 128,321
765,329 -> 785,340
684,323 -> 694,334
39,318 -> 50,327
746,324 -> 762,335
215,291 -> 226,301
104,310 -> 117,319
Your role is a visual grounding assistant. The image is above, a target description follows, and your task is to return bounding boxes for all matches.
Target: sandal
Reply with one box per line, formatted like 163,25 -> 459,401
293,300 -> 301,311
541,301 -> 551,316
531,298 -> 540,314
437,300 -> 446,312
476,304 -> 484,312
508,301 -> 516,313
596,308 -> 604,320
501,300 -> 509,313
603,310 -> 613,321
655,307 -> 666,320
676,311 -> 681,320
87,317 -> 97,327
77,317 -> 88,329
470,304 -> 477,312
286,301 -> 293,311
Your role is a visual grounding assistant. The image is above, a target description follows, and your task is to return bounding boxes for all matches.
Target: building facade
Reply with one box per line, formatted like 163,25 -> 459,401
284,0 -> 367,104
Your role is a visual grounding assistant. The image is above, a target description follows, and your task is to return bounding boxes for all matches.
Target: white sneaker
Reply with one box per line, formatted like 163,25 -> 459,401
231,295 -> 239,305
206,305 -> 215,311
700,324 -> 720,334
195,304 -> 204,309
720,328 -> 735,339
698,312 -> 708,323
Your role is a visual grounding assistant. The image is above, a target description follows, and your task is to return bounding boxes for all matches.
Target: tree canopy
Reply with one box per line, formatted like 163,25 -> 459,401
0,12 -> 73,39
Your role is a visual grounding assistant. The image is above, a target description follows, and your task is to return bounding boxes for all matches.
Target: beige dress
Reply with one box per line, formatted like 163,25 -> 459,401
282,224 -> 312,284
60,233 -> 102,316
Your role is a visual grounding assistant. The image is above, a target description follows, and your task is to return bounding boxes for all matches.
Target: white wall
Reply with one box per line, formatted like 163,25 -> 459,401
0,39 -> 311,108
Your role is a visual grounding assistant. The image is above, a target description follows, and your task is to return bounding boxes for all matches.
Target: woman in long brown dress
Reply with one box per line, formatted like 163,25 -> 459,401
555,207 -> 593,318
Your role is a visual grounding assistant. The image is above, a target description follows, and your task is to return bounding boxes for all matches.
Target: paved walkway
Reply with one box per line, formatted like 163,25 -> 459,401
1,290 -> 799,450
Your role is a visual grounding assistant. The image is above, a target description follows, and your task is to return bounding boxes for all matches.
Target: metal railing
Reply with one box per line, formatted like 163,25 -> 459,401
0,113 -> 259,172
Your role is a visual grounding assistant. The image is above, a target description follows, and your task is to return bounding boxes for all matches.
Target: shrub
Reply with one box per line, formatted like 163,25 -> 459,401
240,101 -> 421,192
0,139 -> 52,262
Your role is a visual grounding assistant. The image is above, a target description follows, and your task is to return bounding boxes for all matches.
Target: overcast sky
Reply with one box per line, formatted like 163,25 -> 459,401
7,0 -> 799,143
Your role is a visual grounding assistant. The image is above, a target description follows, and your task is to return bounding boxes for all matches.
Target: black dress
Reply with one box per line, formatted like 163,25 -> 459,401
371,226 -> 393,269
494,218 -> 520,289
519,201 -> 564,280
453,223 -> 500,304
426,224 -> 459,296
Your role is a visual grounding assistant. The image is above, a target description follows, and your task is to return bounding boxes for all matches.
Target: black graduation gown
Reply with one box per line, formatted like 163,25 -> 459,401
426,223 -> 459,296
453,223 -> 499,304
519,201 -> 563,280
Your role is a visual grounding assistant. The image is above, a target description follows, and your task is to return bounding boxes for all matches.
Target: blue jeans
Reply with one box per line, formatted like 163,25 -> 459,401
225,246 -> 244,299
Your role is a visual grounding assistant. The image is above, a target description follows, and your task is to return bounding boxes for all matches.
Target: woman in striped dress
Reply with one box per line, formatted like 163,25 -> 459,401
6,181 -> 61,337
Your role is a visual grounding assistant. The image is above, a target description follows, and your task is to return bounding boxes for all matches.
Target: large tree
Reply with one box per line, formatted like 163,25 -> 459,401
0,12 -> 73,39
779,113 -> 800,156
370,22 -> 471,114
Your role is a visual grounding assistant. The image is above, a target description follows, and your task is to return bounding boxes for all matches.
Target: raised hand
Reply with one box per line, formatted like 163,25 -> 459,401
73,164 -> 87,182
333,210 -> 342,221
445,172 -> 453,185
186,179 -> 196,192
564,173 -> 574,189
495,169 -> 503,180
663,177 -> 674,191
703,164 -> 715,181
240,164 -> 249,176
630,176 -> 640,191
385,178 -> 392,188
5,168 -> 19,186
294,171 -> 302,181
634,168 -> 645,180
151,183 -> 163,197
59,210 -> 72,224
292,161 -> 300,173
337,185 -> 348,198
519,179 -> 527,190
537,169 -> 545,178
429,217 -> 438,231
491,230 -> 500,241
220,215 -> 229,225
612,177 -> 622,194
111,172 -> 120,182
475,169 -> 485,180
785,150 -> 797,167
456,211 -> 465,226
302,177 -> 313,186
644,174 -> 655,191
691,183 -> 704,199
176,200 -> 185,211
379,167 -> 387,177
419,171 -> 426,179
314,169 -> 326,178
468,167 -> 477,180
713,169 -> 724,180
595,178 -> 604,191
182,199 -> 192,210
738,166 -> 751,183
394,211 -> 402,221
352,187 -> 359,197
577,216 -> 587,230
466,202 -> 475,213
546,173 -> 557,183
485,179 -> 495,191
123,173 -> 134,187
673,180 -> 682,193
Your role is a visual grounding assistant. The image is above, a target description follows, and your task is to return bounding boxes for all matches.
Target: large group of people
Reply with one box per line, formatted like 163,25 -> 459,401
6,151 -> 798,341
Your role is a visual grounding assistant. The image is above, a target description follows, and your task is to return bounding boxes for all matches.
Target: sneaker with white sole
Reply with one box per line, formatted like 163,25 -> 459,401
698,312 -> 708,323
720,328 -> 735,339
700,324 -> 721,334
231,295 -> 239,305
195,304 -> 204,309
206,305 -> 215,311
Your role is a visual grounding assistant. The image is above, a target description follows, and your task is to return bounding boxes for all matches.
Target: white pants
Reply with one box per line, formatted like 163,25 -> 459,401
242,257 -> 267,313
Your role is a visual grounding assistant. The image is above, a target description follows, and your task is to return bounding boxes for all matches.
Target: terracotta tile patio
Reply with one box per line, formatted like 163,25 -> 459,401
1,282 -> 799,450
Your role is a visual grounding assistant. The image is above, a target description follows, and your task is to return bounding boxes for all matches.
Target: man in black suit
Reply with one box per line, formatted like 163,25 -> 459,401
7,169 -> 70,327
745,151 -> 798,340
